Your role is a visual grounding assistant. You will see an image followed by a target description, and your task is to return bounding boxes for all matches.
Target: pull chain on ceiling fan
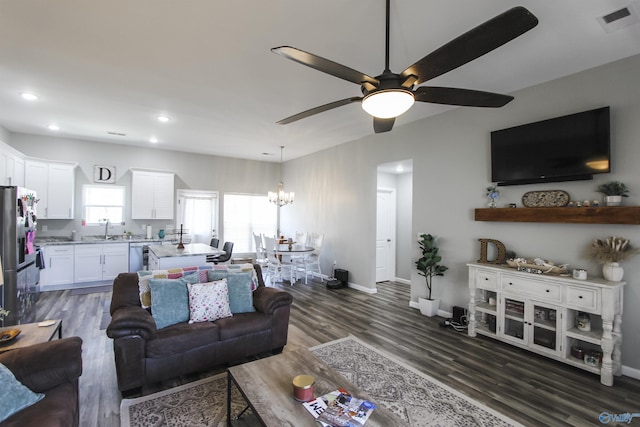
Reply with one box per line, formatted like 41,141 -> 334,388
272,1 -> 539,133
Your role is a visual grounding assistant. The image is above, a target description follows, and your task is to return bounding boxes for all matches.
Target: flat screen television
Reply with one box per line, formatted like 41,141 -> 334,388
491,106 -> 610,186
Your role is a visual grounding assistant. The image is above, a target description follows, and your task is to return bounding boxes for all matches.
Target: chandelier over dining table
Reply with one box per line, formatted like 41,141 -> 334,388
268,146 -> 295,207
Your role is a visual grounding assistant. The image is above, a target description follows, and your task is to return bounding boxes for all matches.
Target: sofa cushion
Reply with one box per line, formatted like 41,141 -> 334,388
0,363 -> 44,422
148,275 -> 199,329
187,280 -> 233,324
215,312 -> 272,341
209,270 -> 255,314
146,321 -> 220,359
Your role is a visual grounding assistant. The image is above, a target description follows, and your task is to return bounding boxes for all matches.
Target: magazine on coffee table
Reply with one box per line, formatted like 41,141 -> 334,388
302,388 -> 376,427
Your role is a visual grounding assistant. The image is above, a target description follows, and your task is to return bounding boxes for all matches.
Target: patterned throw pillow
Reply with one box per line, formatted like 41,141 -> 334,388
187,279 -> 233,323
148,275 -> 199,329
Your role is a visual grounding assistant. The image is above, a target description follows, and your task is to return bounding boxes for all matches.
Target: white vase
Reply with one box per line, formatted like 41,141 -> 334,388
418,297 -> 439,317
602,262 -> 624,281
605,195 -> 622,206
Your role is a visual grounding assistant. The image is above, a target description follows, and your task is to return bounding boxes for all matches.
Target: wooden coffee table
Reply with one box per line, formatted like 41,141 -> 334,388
227,347 -> 404,426
0,319 -> 62,354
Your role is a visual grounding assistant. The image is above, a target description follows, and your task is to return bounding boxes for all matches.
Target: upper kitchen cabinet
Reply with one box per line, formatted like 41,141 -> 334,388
0,141 -> 25,187
131,169 -> 174,220
25,159 -> 77,219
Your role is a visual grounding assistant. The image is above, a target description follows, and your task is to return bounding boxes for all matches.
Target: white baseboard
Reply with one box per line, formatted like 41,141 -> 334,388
622,365 -> 640,380
394,277 -> 411,285
348,282 -> 377,294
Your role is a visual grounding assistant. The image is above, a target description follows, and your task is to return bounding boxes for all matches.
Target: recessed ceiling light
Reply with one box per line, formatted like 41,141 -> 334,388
150,137 -> 158,143
157,115 -> 170,123
21,92 -> 39,101
48,124 -> 60,131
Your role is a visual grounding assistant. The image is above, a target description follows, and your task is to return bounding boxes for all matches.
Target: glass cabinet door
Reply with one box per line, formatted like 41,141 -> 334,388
501,297 -> 526,343
531,303 -> 559,353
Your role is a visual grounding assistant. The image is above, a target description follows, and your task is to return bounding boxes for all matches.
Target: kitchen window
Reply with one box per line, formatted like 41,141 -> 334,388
83,185 -> 125,225
223,194 -> 276,253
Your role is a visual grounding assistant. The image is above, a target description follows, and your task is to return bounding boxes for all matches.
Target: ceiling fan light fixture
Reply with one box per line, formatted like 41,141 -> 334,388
362,89 -> 415,119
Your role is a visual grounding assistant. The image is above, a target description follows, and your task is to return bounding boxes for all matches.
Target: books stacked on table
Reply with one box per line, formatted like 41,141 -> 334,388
302,388 -> 376,427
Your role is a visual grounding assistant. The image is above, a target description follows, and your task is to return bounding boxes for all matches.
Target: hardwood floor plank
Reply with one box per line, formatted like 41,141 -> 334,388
34,277 -> 639,426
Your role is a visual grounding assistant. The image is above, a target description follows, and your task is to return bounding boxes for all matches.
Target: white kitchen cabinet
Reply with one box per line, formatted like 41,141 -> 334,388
0,143 -> 26,187
40,245 -> 75,287
131,169 -> 174,219
74,243 -> 129,283
468,263 -> 625,386
25,159 -> 76,219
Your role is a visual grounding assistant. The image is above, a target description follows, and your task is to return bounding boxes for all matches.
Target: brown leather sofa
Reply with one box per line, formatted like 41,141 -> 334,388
0,337 -> 83,427
106,264 -> 293,394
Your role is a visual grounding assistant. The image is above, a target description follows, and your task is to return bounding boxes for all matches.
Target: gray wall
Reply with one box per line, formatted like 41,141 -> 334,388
10,135 -> 280,243
281,53 -> 640,371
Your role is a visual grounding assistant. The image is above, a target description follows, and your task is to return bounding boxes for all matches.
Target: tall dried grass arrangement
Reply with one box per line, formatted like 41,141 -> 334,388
590,236 -> 639,264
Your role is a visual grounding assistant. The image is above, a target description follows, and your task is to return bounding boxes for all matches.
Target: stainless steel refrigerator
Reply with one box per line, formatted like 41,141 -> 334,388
1,186 -> 40,326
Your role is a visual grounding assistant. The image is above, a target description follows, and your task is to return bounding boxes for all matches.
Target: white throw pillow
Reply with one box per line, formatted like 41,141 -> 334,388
187,279 -> 233,323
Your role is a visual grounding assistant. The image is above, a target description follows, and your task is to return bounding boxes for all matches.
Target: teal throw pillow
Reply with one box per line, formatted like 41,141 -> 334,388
0,363 -> 44,422
149,273 -> 199,329
208,271 -> 255,314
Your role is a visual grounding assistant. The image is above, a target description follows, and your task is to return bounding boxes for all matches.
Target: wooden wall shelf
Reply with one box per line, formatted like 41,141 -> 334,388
474,206 -> 640,224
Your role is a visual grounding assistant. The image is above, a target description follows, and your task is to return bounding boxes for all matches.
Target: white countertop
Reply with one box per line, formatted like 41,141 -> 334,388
149,243 -> 224,258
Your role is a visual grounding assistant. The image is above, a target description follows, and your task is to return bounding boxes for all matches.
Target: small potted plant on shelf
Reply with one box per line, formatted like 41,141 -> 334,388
589,236 -> 639,281
486,185 -> 500,208
415,234 -> 448,317
596,181 -> 629,206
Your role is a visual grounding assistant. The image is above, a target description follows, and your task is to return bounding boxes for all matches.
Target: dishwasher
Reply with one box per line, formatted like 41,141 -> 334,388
129,242 -> 162,272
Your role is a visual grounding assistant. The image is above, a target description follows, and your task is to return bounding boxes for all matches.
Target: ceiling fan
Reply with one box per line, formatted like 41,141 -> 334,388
272,2 -> 538,133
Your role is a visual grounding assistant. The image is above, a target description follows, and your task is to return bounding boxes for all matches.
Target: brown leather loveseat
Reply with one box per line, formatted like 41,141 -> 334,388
106,264 -> 293,394
0,337 -> 83,427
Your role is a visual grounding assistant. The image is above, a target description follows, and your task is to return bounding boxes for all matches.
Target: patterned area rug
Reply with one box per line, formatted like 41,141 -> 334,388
120,374 -> 260,427
311,336 -> 523,427
120,336 -> 523,427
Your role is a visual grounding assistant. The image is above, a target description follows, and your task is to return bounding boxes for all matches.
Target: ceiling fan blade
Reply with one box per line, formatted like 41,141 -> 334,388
272,46 -> 379,86
414,86 -> 513,107
401,7 -> 538,85
277,97 -> 362,125
373,117 -> 395,133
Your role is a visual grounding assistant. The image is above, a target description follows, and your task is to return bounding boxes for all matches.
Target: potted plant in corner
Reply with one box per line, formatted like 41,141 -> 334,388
596,181 -> 629,206
415,233 -> 448,317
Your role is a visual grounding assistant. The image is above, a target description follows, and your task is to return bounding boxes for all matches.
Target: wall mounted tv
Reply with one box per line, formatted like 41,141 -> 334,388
491,106 -> 610,186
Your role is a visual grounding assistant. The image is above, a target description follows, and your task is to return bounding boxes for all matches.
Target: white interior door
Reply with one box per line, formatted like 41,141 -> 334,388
176,190 -> 219,244
376,188 -> 396,282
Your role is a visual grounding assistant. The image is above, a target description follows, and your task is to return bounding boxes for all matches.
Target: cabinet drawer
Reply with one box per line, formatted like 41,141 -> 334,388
45,245 -> 74,255
476,270 -> 498,290
501,275 -> 561,302
566,286 -> 599,311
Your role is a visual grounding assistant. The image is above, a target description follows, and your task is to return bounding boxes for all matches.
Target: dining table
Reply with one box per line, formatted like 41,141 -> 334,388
276,244 -> 315,282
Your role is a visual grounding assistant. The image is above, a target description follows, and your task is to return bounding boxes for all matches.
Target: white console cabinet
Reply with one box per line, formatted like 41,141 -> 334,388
467,263 -> 624,386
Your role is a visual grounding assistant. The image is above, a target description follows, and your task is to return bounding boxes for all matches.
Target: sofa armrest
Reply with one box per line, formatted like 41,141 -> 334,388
0,336 -> 83,393
253,287 -> 293,314
106,305 -> 158,340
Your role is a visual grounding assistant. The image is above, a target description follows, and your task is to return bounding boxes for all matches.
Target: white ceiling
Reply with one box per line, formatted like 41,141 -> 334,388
1,1 -> 639,162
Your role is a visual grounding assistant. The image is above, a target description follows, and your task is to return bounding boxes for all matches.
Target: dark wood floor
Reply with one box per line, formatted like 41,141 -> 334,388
35,277 -> 640,427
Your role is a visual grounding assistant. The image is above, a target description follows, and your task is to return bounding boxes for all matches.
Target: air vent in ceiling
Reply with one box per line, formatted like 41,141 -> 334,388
107,131 -> 127,137
597,4 -> 639,33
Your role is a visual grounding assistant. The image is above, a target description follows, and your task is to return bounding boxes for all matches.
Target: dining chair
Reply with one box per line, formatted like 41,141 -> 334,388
253,232 -> 269,269
264,236 -> 294,284
209,237 -> 220,248
303,232 -> 324,281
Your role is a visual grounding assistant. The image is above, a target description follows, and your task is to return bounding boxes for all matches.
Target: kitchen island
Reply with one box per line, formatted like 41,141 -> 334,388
148,243 -> 225,270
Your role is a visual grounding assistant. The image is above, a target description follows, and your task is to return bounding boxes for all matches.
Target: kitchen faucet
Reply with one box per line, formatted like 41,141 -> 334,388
104,219 -> 110,240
